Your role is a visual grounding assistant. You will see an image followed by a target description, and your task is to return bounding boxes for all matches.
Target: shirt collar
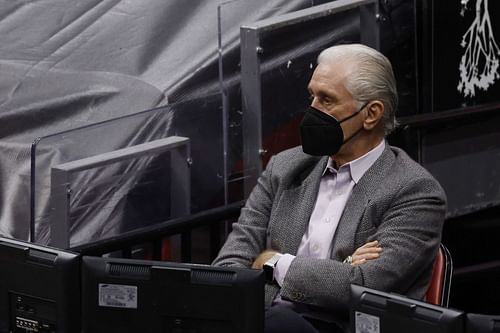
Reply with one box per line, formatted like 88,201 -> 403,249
322,140 -> 386,184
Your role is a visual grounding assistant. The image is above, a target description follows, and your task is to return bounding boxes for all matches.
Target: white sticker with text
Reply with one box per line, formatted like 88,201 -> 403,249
98,283 -> 138,309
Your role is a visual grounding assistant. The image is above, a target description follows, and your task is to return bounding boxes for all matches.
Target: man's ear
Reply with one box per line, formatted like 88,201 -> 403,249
363,100 -> 384,130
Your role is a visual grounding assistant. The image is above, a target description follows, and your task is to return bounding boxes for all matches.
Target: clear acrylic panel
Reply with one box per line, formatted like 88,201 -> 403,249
50,137 -> 190,249
31,93 -> 224,246
217,0 -> 331,203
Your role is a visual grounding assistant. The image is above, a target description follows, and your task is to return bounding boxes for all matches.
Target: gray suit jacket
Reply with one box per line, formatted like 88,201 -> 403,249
213,144 -> 446,315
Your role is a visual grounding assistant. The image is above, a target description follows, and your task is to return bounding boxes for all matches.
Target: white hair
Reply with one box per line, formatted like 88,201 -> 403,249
318,44 -> 398,135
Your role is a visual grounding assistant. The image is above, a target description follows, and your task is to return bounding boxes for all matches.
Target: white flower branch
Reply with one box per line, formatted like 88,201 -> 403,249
457,0 -> 500,97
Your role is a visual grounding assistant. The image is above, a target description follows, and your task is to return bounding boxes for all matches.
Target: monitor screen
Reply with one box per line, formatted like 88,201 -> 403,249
0,236 -> 80,333
350,284 -> 464,333
466,313 -> 500,333
81,256 -> 265,333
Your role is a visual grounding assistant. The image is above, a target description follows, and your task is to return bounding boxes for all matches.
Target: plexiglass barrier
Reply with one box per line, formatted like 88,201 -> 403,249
31,94 -> 224,246
50,137 -> 190,249
217,0 -> 332,203
28,0 -> 379,247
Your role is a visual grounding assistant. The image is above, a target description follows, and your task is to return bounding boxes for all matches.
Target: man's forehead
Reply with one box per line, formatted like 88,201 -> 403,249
311,60 -> 353,84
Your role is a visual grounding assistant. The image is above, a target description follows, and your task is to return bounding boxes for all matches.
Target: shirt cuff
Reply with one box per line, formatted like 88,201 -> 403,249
274,253 -> 295,287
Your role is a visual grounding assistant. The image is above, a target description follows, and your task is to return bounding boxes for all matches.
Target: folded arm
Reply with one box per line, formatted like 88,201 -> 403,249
280,176 -> 446,310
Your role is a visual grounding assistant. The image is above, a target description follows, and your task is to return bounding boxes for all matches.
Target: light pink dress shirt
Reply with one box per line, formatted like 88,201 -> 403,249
274,140 -> 386,287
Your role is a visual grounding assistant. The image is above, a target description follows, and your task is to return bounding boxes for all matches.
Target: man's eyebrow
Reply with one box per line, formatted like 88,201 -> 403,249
308,86 -> 330,98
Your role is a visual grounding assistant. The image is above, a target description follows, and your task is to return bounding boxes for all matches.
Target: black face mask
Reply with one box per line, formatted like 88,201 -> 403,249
299,102 -> 368,156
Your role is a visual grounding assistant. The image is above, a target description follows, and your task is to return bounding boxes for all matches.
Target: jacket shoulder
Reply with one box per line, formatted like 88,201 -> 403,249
388,146 -> 446,197
390,146 -> 436,178
266,146 -> 324,185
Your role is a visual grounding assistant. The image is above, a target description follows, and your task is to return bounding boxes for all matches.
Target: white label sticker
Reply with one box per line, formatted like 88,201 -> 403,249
355,311 -> 380,333
98,283 -> 138,309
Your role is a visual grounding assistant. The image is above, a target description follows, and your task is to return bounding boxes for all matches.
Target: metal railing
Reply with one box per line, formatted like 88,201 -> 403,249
70,201 -> 244,262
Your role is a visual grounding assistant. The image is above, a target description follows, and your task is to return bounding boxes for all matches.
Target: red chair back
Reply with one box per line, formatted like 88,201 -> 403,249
426,244 -> 452,307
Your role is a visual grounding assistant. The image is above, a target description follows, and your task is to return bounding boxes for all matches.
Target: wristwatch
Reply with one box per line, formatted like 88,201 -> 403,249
263,253 -> 282,283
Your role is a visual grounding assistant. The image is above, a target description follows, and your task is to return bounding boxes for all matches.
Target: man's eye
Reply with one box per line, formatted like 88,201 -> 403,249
323,98 -> 333,105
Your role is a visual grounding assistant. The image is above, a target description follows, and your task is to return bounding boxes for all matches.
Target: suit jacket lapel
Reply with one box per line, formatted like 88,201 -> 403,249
330,145 -> 395,260
272,156 -> 328,254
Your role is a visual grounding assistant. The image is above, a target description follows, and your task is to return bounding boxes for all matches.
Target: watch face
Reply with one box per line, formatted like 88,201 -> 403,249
263,263 -> 274,283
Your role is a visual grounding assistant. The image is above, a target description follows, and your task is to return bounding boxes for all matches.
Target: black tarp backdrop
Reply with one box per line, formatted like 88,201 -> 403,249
0,0 -> 335,243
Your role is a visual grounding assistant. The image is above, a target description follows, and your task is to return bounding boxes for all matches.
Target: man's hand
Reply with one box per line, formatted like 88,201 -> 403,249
349,240 -> 382,266
252,249 -> 279,269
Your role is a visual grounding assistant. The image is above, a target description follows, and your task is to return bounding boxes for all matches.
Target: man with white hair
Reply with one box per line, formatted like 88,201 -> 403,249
213,43 -> 446,333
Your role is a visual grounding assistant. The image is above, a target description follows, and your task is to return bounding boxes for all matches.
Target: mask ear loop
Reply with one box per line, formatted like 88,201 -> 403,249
340,101 -> 371,144
338,101 -> 370,124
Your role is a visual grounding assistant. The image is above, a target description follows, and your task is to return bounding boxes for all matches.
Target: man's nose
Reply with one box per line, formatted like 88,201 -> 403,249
310,97 -> 321,110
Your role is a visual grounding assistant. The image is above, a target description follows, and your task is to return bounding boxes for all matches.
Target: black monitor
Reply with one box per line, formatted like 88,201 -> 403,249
81,256 -> 265,333
350,284 -> 464,333
466,313 -> 500,333
0,236 -> 80,333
